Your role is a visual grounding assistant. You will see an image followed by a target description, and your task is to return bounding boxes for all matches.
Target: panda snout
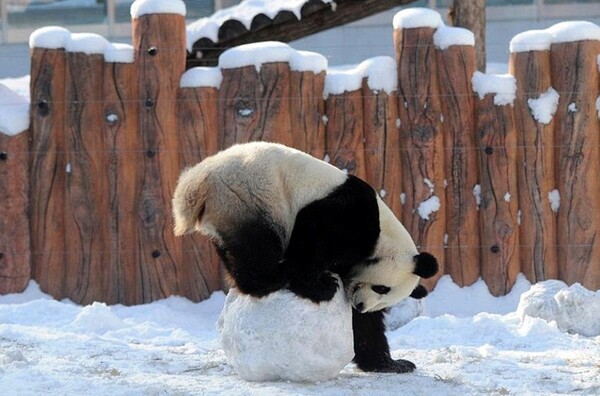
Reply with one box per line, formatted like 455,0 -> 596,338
354,302 -> 365,312
412,252 -> 439,279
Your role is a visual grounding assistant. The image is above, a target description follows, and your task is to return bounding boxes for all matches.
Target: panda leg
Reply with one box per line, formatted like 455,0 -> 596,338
352,308 -> 416,373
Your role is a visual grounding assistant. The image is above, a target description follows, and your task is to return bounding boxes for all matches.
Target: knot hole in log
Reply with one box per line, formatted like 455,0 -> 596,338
37,99 -> 50,117
0,152 -> 7,161
234,99 -> 255,118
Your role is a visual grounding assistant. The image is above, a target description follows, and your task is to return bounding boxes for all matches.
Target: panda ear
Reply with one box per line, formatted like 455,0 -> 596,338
413,252 -> 439,279
410,284 -> 428,299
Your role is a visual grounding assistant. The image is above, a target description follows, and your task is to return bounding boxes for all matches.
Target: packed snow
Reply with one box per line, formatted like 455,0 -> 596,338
180,67 -> 223,89
104,43 -> 135,64
0,84 -> 29,136
471,71 -> 517,106
324,56 -> 397,97
417,195 -> 441,221
130,0 -> 186,19
392,7 -> 443,30
527,87 -> 559,124
433,25 -> 475,50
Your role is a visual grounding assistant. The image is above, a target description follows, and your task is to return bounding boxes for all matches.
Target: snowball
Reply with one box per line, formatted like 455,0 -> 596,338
517,281 -> 600,337
104,43 -> 134,63
130,0 -> 186,19
180,67 -> 223,88
548,189 -> 560,212
217,284 -> 353,382
392,8 -> 443,30
433,25 -> 475,50
418,195 -> 440,220
509,30 -> 553,53
472,71 -> 516,106
0,84 -> 30,136
29,26 -> 71,49
527,87 -> 559,124
324,56 -> 397,97
546,21 -> 600,44
66,33 -> 109,55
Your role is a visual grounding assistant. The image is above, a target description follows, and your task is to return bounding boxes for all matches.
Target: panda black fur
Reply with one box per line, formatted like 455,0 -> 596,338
172,142 -> 438,373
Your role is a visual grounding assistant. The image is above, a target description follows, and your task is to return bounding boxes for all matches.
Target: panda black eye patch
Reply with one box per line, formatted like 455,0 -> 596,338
371,285 -> 391,295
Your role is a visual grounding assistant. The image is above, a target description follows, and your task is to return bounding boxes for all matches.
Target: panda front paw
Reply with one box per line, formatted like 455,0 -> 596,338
288,272 -> 339,303
359,358 -> 416,374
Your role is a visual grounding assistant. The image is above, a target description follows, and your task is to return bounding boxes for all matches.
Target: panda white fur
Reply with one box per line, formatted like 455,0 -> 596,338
172,141 -> 438,373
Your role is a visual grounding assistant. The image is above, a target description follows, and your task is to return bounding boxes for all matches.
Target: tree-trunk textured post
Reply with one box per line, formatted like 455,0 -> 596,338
474,86 -> 520,296
551,38 -> 600,290
448,0 -> 486,72
394,25 -> 446,289
290,69 -> 326,159
509,43 -> 558,284
29,45 -> 68,298
436,41 -> 480,287
0,132 -> 30,294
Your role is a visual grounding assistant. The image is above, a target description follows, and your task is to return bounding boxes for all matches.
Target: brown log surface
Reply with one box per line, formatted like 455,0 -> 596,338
290,70 -> 326,159
395,27 -> 445,289
475,94 -> 520,296
551,40 -> 600,290
436,45 -> 480,286
509,50 -> 558,284
0,132 -> 30,294
29,48 -> 68,298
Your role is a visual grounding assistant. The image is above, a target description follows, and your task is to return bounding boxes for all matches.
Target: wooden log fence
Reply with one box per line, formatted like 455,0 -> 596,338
1,4 -> 599,302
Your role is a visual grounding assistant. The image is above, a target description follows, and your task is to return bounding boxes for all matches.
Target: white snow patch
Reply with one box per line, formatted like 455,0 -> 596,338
517,209 -> 522,225
546,21 -> 600,44
0,84 -> 30,136
323,153 -> 330,163
324,56 -> 397,97
400,192 -> 406,205
186,0 -> 334,50
130,0 -> 186,18
418,195 -> 440,220
504,192 -> 511,203
509,30 -> 553,53
548,189 -> 560,212
396,118 -> 401,128
433,25 -> 475,50
180,67 -> 222,89
379,189 -> 387,198
423,178 -> 434,193
517,281 -> 600,337
473,184 -> 481,208
392,7 -> 443,30
217,285 -> 353,382
527,87 -> 559,124
596,95 -> 600,118
289,50 -> 328,73
65,163 -> 71,173
66,33 -> 109,55
29,26 -> 71,49
322,115 -> 329,125
103,43 -> 134,63
472,71 -> 516,106
568,102 -> 578,113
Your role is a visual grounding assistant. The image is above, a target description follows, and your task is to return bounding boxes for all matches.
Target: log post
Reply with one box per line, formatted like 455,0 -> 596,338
63,35 -> 111,305
133,9 -> 187,302
550,35 -> 600,290
29,37 -> 69,298
0,132 -> 30,294
509,33 -> 558,284
394,24 -> 446,289
177,68 -> 223,299
473,73 -> 520,296
219,62 -> 293,149
435,34 -> 480,286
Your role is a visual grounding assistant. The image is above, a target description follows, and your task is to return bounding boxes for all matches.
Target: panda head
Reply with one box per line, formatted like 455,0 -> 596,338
346,197 -> 439,313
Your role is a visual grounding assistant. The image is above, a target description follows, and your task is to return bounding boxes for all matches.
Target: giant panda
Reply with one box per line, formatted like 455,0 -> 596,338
172,141 -> 438,373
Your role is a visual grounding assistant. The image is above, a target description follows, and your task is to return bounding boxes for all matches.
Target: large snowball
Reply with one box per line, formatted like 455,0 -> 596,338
517,280 -> 600,337
217,283 -> 354,382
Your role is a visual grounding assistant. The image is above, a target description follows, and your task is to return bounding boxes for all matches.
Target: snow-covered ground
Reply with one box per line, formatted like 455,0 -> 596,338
1,275 -> 600,395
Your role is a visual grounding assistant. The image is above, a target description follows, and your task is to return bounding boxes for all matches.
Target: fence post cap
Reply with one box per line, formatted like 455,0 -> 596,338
130,0 -> 186,19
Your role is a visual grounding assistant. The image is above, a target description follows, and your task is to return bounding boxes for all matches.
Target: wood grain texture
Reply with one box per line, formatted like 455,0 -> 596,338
395,27 -> 445,290
0,132 -> 30,294
177,85 -> 223,299
133,13 -> 187,302
436,45 -> 480,286
509,50 -> 558,284
219,63 -> 293,149
475,94 -> 520,297
290,70 -> 326,159
324,89 -> 366,180
29,48 -> 68,298
551,40 -> 600,290
64,52 -> 111,305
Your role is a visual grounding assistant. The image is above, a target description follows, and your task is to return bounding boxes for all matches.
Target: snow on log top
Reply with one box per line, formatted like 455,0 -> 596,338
186,0 -> 334,51
324,56 -> 397,97
510,21 -> 600,53
28,26 -> 71,49
130,0 -> 186,19
392,7 -> 443,30
104,43 -> 135,64
218,41 -> 327,73
65,33 -> 110,55
0,84 -> 30,136
472,71 -> 517,106
180,67 -> 223,89
433,25 -> 475,50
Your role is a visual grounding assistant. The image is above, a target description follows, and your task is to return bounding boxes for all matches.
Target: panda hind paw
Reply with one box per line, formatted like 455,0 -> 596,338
288,272 -> 339,303
367,359 -> 416,374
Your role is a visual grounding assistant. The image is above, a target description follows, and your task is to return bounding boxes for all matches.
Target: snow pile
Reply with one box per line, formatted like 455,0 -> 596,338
527,87 -> 559,124
509,30 -> 553,53
28,26 -> 71,49
472,71 -> 517,106
180,67 -> 223,88
103,43 -> 135,64
217,283 -> 354,382
0,84 -> 29,135
433,25 -> 475,50
324,56 -> 397,97
186,0 -> 334,50
510,21 -> 600,53
517,280 -> 600,337
130,0 -> 186,19
392,7 -> 443,30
